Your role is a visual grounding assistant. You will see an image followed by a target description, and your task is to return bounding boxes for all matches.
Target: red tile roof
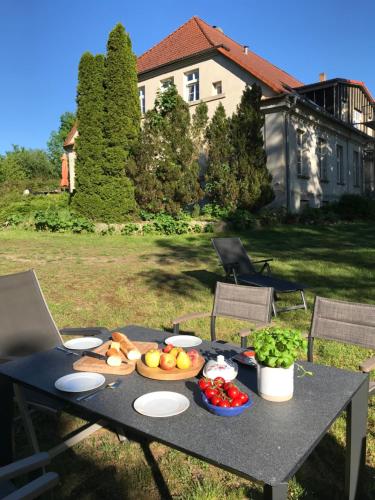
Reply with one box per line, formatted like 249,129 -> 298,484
63,124 -> 77,147
137,16 -> 303,94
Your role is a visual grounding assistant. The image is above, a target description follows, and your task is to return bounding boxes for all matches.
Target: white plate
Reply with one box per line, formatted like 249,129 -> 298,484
55,372 -> 105,393
63,337 -> 103,350
133,391 -> 190,417
165,335 -> 202,348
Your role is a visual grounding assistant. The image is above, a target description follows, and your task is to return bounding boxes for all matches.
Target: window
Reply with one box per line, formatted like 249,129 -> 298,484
296,129 -> 304,176
213,81 -> 222,95
317,138 -> 328,181
185,70 -> 199,102
353,151 -> 360,187
352,108 -> 363,129
160,77 -> 174,92
138,87 -> 145,114
336,144 -> 344,184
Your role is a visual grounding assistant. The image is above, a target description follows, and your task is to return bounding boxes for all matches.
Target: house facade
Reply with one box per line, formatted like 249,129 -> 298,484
64,16 -> 375,211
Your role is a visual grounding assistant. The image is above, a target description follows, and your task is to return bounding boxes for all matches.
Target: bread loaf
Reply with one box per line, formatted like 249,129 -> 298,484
107,354 -> 122,367
112,332 -> 141,360
106,347 -> 119,357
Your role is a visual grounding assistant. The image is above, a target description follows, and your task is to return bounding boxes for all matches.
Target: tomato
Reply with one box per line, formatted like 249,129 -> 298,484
219,400 -> 231,408
230,398 -> 243,407
210,395 -> 222,406
223,382 -> 234,391
198,378 -> 211,391
227,386 -> 240,399
205,387 -> 219,399
243,350 -> 255,358
238,392 -> 249,404
214,376 -> 225,387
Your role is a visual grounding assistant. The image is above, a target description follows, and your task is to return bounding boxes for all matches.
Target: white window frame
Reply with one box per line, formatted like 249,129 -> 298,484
336,144 -> 344,184
296,129 -> 305,176
353,150 -> 360,187
352,108 -> 363,129
138,86 -> 145,114
185,69 -> 199,102
212,81 -> 222,95
317,137 -> 328,181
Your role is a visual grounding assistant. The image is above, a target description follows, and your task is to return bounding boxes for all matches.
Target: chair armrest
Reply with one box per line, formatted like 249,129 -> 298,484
252,259 -> 273,264
172,312 -> 211,326
359,356 -> 375,373
0,452 -> 51,482
8,471 -> 59,499
59,327 -> 110,337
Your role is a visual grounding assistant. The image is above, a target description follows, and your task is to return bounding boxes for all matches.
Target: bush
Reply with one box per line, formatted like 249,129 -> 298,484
34,209 -> 94,233
121,223 -> 139,235
228,209 -> 256,230
201,204 -> 231,220
299,206 -> 340,225
151,213 -> 190,235
257,207 -> 287,226
190,224 -> 202,233
335,194 -> 375,221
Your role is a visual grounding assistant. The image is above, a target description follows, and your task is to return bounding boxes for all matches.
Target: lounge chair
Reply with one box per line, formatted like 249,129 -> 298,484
308,296 -> 375,396
173,282 -> 273,348
212,237 -> 307,316
0,269 -> 107,457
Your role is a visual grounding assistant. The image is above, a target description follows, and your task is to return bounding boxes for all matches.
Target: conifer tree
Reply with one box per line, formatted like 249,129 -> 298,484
205,103 -> 238,208
230,84 -> 273,210
72,53 -> 106,219
191,101 -> 208,159
104,23 -> 140,176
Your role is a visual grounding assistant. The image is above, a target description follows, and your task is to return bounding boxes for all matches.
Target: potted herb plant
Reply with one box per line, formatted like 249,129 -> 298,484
253,327 -> 307,402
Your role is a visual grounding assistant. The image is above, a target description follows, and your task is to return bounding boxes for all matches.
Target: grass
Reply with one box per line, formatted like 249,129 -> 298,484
1,223 -> 374,499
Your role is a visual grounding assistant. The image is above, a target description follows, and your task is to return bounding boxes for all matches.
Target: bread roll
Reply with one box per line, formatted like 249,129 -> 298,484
112,332 -> 141,360
107,354 -> 122,367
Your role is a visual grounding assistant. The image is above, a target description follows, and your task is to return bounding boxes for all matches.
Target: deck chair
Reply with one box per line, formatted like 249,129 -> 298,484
0,269 -> 106,457
212,237 -> 307,316
308,296 -> 375,395
0,452 -> 59,499
173,282 -> 273,348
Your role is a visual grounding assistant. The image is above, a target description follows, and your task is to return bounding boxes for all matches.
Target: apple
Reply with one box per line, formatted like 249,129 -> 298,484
159,353 -> 177,370
144,349 -> 161,368
163,344 -> 174,353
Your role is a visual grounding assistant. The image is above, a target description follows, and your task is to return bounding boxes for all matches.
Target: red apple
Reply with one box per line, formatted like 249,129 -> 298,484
187,349 -> 200,366
159,353 -> 177,370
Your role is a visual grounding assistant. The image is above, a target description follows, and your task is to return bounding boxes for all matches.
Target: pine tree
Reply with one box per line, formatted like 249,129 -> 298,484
135,85 -> 201,214
230,84 -> 273,210
191,101 -> 208,159
72,53 -> 106,219
205,103 -> 238,208
104,23 -> 140,176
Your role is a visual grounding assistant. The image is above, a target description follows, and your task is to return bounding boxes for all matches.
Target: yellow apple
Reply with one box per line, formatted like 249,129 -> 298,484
145,349 -> 161,368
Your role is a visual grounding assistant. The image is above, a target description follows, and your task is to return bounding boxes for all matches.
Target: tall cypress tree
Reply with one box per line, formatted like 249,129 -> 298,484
205,103 -> 238,208
72,53 -> 106,218
230,84 -> 273,210
104,23 -> 140,176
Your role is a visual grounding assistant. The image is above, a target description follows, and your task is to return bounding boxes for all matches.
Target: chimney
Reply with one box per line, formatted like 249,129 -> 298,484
243,45 -> 249,55
319,72 -> 327,82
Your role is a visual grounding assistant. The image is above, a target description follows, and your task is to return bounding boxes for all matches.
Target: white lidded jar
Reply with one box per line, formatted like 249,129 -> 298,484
257,363 -> 294,402
203,355 -> 238,382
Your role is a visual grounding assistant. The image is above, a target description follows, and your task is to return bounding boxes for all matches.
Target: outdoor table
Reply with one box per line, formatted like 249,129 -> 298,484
0,325 -> 369,499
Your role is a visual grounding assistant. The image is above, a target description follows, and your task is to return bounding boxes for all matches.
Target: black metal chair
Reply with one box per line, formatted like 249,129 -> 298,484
308,296 -> 375,395
173,282 -> 273,348
212,237 -> 307,316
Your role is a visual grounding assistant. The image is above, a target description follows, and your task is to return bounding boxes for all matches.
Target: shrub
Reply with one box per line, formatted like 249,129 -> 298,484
204,223 -> 214,233
335,194 -> 375,221
228,209 -> 256,230
34,209 -> 94,233
190,224 -> 202,233
142,223 -> 155,234
121,223 -> 139,235
100,225 -> 116,236
151,213 -> 190,235
257,207 -> 287,226
201,204 -> 231,220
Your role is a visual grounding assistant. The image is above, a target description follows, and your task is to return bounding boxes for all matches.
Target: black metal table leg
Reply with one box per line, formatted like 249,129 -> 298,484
345,377 -> 369,500
264,482 -> 288,499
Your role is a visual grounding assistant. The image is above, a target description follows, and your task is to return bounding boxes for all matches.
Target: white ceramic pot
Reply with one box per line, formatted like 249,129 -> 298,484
257,363 -> 294,402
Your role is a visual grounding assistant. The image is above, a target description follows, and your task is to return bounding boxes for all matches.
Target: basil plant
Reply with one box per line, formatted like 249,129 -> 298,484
253,327 -> 307,368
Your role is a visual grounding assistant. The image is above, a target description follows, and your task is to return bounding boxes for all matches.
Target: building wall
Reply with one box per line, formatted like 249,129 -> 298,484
138,53 -> 276,119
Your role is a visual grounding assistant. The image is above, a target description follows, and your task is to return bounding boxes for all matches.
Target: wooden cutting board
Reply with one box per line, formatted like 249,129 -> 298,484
73,340 -> 158,375
136,354 -> 205,380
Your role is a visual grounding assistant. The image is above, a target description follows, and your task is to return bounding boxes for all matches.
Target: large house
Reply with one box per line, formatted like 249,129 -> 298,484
64,16 -> 375,211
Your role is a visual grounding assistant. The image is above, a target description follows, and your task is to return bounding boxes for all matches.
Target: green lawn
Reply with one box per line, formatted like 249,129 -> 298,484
1,224 -> 374,499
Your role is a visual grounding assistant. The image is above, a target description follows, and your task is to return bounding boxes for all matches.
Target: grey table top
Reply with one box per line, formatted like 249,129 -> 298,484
0,325 -> 368,486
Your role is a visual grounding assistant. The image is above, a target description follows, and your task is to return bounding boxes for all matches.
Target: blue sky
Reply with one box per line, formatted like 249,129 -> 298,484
1,0 -> 374,154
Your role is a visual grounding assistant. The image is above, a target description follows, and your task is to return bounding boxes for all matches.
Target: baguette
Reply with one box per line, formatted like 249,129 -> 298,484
112,332 -> 141,360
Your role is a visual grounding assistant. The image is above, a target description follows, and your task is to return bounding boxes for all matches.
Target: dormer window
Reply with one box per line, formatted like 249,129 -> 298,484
213,81 -> 222,95
185,70 -> 199,102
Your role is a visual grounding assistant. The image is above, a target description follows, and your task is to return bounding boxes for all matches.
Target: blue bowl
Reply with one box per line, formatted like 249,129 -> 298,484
201,392 -> 254,417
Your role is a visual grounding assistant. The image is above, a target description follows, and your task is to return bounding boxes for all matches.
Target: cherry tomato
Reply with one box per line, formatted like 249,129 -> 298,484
243,350 -> 255,358
223,382 -> 234,391
198,378 -> 211,391
238,392 -> 249,404
205,387 -> 219,399
230,398 -> 243,407
227,386 -> 240,399
214,376 -> 225,387
219,400 -> 231,408
210,395 -> 222,406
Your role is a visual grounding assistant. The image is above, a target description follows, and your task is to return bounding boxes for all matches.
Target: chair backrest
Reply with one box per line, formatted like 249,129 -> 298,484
0,270 -> 62,357
309,296 -> 375,350
212,238 -> 255,275
212,282 -> 273,325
